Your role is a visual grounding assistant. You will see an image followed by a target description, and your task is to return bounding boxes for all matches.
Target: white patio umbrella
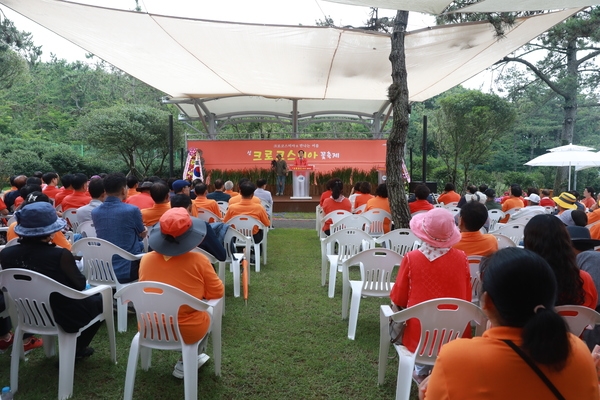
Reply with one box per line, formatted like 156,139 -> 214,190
549,143 -> 595,152
525,149 -> 600,190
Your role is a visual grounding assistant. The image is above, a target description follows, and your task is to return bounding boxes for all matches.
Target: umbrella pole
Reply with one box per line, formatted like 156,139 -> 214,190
568,164 -> 571,191
574,170 -> 577,192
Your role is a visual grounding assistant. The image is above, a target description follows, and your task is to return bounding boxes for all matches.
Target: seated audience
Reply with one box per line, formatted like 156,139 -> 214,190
353,181 -> 373,212
484,188 -> 501,210
4,175 -> 27,210
61,173 -> 92,211
437,183 -> 461,205
582,186 -> 596,210
224,180 -> 239,198
76,178 -> 105,225
126,175 -> 139,198
524,214 -> 597,309
539,189 -> 556,207
419,247 -> 600,399
172,179 -> 191,197
365,183 -> 392,233
553,192 -> 578,216
1,202 -> 103,359
458,185 -> 487,208
348,181 -> 362,211
192,183 -> 221,219
321,179 -> 352,236
53,174 -> 74,209
206,179 -> 231,202
92,173 -> 147,283
224,181 -> 270,244
570,190 -> 586,212
453,201 -> 498,257
409,184 -> 434,214
140,208 -> 224,378
557,209 -> 588,227
254,178 -> 273,206
390,208 -> 470,381
141,182 -> 171,227
125,180 -> 155,210
229,178 -> 260,206
319,178 -> 337,207
42,172 -> 61,200
500,185 -> 524,223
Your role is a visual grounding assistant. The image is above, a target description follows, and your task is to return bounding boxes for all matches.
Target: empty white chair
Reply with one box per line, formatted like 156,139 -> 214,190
115,281 -> 223,400
378,298 -> 487,400
362,208 -> 392,238
1,268 -> 116,400
330,214 -> 371,235
227,215 -> 268,269
320,228 -> 374,298
374,229 -> 420,257
494,223 -> 526,245
71,238 -> 144,332
217,227 -> 249,298
342,249 -> 403,340
487,209 -> 505,232
492,233 -> 517,249
555,305 -> 600,336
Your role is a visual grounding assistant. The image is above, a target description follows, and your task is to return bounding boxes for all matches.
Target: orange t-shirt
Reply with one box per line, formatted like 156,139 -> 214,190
365,196 -> 391,233
192,197 -> 222,220
437,191 -> 461,205
139,251 -> 224,344
452,231 -> 498,257
141,202 -> 171,227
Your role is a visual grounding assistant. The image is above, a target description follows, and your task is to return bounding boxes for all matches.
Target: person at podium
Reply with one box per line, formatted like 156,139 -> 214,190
294,150 -> 308,166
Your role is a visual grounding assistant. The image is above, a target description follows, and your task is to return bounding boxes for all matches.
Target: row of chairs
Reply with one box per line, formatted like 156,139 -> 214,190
316,208 -> 392,239
379,297 -> 600,400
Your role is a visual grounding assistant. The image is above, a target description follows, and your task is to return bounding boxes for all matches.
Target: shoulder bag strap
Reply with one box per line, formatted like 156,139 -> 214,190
502,340 -> 565,400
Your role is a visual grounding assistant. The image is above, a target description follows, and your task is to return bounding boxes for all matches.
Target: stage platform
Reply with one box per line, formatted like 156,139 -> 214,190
272,195 -> 318,213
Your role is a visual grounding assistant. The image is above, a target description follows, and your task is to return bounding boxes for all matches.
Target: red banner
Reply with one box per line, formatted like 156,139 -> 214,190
187,139 -> 386,173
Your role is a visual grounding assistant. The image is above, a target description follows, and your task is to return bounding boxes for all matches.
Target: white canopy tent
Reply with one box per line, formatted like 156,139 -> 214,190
0,0 -> 581,136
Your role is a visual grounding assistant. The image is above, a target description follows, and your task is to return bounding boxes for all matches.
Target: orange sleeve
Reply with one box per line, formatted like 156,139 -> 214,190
390,254 -> 410,308
53,231 -> 72,251
580,270 -> 598,309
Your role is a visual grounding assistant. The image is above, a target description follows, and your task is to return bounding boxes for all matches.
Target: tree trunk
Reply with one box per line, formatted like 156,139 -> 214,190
387,10 -> 411,229
554,38 -> 578,192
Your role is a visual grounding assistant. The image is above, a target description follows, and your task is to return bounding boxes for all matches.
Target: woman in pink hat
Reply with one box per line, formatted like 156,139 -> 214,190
390,208 -> 471,381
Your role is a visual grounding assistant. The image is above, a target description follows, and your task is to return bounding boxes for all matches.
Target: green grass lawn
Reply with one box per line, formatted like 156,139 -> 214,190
0,228 -> 418,399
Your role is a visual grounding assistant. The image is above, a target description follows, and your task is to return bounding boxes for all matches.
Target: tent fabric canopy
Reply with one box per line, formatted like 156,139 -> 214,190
324,0 -> 600,14
0,0 -> 578,130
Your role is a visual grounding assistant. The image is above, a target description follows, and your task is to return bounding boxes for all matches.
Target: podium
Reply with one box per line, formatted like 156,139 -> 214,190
290,165 -> 313,199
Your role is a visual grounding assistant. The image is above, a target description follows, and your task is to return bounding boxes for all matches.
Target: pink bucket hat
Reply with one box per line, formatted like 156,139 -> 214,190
409,208 -> 461,248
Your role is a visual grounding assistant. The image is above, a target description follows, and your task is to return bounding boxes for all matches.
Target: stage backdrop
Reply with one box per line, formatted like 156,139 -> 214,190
187,139 -> 386,173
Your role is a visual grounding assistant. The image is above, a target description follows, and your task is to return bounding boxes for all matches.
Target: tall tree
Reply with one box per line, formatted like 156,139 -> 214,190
433,90 -> 516,189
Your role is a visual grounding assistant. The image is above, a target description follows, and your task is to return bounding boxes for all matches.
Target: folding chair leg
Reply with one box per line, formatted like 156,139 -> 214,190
123,336 -> 141,400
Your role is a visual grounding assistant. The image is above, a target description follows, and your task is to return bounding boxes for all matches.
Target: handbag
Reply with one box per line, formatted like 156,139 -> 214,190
389,304 -> 406,345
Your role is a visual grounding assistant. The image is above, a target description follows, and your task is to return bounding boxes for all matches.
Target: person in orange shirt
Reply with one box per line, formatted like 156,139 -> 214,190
365,183 -> 392,233
42,172 -> 61,200
294,149 -> 308,166
224,181 -> 270,244
141,182 -> 171,227
224,180 -> 239,198
192,183 -> 221,220
61,173 -> 92,211
353,181 -> 373,212
53,174 -> 74,209
582,186 -> 596,209
140,207 -> 224,379
453,201 -> 498,257
319,178 -> 336,207
321,179 -> 352,235
420,248 -> 599,400
409,184 -> 434,215
125,181 -> 155,210
436,183 -> 461,205
500,185 -> 525,223
126,175 -> 139,198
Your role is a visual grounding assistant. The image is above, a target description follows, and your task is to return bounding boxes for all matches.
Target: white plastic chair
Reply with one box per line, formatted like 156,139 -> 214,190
444,202 -> 459,207
62,208 -> 79,231
315,205 -> 324,234
353,204 -> 367,214
467,256 -> 483,305
320,229 -> 375,298
195,208 -> 222,223
555,305 -> 600,336
362,208 -> 392,238
0,268 -> 116,400
319,210 -> 352,238
446,206 -> 461,217
76,220 -> 96,238
487,209 -> 505,233
218,227 -> 249,298
260,200 -> 273,227
330,214 -> 371,235
227,215 -> 268,270
378,298 -> 487,400
503,207 -> 522,220
492,233 -> 517,249
510,207 -> 545,221
71,238 -> 144,332
493,223 -> 526,245
216,201 -> 228,218
115,281 -> 223,400
342,249 -> 403,340
374,229 -> 421,257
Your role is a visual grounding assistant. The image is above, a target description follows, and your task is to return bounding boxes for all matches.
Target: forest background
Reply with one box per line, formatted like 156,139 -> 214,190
1,6 -> 600,195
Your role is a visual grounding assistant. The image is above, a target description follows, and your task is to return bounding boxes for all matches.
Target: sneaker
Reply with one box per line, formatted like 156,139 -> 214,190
0,332 -> 14,353
172,353 -> 210,379
23,336 -> 43,355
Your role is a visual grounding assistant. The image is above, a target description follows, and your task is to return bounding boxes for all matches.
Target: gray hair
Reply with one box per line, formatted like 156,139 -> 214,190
224,180 -> 234,190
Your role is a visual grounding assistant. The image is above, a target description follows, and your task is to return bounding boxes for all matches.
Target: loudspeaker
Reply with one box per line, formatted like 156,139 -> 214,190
408,181 -> 437,194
